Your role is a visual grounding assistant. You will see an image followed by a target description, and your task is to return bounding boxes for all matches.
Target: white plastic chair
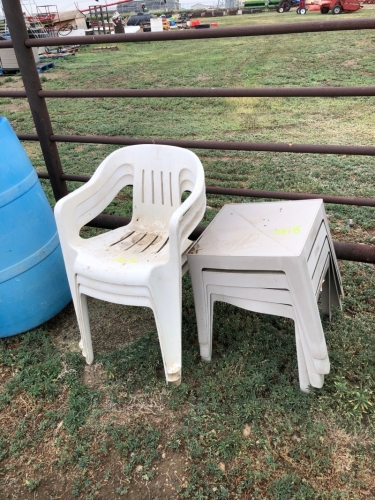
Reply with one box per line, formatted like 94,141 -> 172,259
54,144 -> 206,385
187,200 -> 343,392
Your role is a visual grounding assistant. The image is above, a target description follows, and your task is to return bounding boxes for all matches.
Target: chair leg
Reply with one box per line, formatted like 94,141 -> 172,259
297,322 -> 324,389
198,293 -> 215,362
297,313 -> 330,375
73,287 -> 94,365
189,266 -> 212,361
329,259 -> 343,309
295,329 -> 310,393
321,263 -> 332,321
321,260 -> 342,320
286,266 -> 330,368
151,285 -> 182,386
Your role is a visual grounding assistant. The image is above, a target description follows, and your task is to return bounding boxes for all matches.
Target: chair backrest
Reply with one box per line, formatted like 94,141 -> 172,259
97,144 -> 204,232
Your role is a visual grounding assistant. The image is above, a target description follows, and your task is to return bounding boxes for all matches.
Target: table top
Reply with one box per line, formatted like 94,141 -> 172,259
188,199 -> 324,258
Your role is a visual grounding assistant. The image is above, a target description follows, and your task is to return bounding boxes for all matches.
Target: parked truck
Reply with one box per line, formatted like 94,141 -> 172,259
243,0 -> 300,12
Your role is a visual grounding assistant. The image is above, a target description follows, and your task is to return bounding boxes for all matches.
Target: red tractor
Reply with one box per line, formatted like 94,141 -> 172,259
319,0 -> 362,13
297,0 -> 362,13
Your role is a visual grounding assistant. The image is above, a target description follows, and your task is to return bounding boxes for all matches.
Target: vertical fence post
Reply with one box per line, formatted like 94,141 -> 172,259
2,0 -> 68,201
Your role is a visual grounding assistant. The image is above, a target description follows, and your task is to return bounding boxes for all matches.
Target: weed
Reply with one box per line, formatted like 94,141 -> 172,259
0,330 -> 63,405
269,474 -> 317,499
0,435 -> 8,461
116,486 -> 129,495
25,478 -> 40,491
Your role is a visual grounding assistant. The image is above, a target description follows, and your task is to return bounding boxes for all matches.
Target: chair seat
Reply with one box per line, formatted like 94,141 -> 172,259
74,223 -> 192,285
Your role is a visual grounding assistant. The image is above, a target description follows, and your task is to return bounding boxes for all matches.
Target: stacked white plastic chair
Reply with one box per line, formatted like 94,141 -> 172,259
187,199 -> 343,392
54,145 -> 206,386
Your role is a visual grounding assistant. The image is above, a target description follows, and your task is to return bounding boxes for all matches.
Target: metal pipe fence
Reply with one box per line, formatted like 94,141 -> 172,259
4,86 -> 375,98
35,171 -> 375,208
1,0 -> 375,263
15,132 -> 375,157
2,17 -> 375,48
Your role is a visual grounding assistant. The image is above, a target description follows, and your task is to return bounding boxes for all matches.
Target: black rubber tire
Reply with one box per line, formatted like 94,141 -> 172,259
332,4 -> 342,13
296,7 -> 300,13
58,23 -> 74,36
320,6 -> 329,13
277,0 -> 291,12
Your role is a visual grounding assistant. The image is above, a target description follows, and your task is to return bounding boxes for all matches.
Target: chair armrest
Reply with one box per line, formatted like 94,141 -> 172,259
54,159 -> 135,246
169,175 -> 206,259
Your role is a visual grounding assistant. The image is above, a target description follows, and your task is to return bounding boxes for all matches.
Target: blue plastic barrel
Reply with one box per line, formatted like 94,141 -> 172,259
0,116 -> 71,337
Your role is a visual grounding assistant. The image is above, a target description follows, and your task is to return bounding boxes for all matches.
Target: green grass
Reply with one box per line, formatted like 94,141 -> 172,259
5,10 -> 375,236
1,9 -> 375,499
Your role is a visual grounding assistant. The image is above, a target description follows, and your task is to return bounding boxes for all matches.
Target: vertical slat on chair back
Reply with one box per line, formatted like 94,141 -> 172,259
131,145 -> 201,230
139,165 -> 177,210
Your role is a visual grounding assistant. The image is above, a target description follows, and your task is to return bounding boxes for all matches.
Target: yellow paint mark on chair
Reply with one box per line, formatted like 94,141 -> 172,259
114,257 -> 126,264
274,226 -> 301,236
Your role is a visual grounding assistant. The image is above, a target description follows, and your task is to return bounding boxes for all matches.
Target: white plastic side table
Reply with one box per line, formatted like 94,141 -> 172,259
187,199 -> 343,391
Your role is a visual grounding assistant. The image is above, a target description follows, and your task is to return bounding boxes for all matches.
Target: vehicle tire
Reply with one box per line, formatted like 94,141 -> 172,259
284,1 -> 291,11
332,4 -> 342,13
277,0 -> 291,11
58,23 -> 74,36
296,7 -> 300,12
299,7 -> 307,13
320,6 -> 329,12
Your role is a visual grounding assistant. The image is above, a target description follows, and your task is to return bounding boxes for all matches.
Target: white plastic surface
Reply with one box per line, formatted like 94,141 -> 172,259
187,200 -> 343,392
124,26 -> 141,33
150,18 -> 163,32
55,145 -> 206,385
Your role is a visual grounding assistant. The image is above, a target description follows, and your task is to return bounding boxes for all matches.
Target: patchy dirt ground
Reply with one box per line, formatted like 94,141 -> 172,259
45,297 -> 156,357
0,357 -> 189,500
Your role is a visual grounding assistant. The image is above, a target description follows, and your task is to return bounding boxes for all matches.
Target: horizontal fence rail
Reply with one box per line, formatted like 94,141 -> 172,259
2,18 -> 375,49
4,87 -> 375,98
16,133 -> 375,157
36,171 -> 375,208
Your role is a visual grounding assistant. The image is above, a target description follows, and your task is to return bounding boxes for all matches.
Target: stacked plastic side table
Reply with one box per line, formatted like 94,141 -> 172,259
187,199 -> 343,392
